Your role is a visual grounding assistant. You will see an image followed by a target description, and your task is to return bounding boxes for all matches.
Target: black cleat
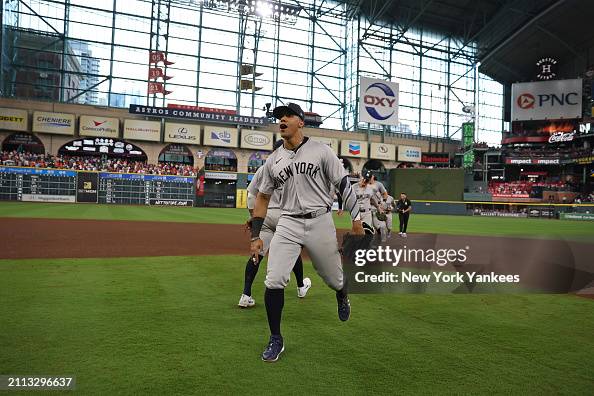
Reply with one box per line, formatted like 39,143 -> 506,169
337,293 -> 351,321
261,335 -> 284,362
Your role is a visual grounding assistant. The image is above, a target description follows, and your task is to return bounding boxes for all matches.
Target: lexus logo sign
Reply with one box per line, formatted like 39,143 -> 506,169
517,93 -> 535,109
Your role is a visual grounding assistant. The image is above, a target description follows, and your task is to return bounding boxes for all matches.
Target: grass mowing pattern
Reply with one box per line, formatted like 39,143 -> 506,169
1,256 -> 593,394
1,201 -> 594,240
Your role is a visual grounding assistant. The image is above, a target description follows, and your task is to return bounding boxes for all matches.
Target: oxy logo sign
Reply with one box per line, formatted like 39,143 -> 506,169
359,77 -> 399,126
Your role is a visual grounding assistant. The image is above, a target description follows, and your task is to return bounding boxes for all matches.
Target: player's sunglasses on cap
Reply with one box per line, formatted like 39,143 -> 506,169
272,103 -> 304,121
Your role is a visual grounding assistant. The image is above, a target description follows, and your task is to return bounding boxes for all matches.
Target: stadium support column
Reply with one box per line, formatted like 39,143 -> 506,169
0,0 -> 3,96
195,2 -> 203,105
59,0 -> 70,103
108,0 -> 116,106
162,0 -> 171,108
308,1 -> 315,114
417,28 -> 423,135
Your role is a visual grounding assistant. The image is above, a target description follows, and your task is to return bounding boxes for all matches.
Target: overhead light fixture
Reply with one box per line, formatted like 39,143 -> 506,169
182,0 -> 302,25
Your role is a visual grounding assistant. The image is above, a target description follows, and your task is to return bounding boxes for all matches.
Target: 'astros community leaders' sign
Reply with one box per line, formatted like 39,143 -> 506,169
129,105 -> 268,127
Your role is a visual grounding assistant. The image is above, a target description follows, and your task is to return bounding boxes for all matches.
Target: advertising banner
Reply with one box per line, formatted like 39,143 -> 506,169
560,213 -> 594,221
370,143 -> 396,161
340,139 -> 368,158
462,122 -> 474,148
76,172 -> 99,203
241,130 -> 273,150
149,199 -> 194,207
204,171 -> 237,180
397,145 -> 422,162
0,108 -> 28,131
203,125 -> 238,148
421,153 -> 450,164
505,158 -> 560,165
309,136 -> 339,154
60,138 -> 146,157
236,189 -> 248,209
2,132 -> 44,152
123,119 -> 161,142
32,111 -> 75,135
129,105 -> 268,127
511,79 -> 582,121
79,115 -> 119,138
21,194 -> 76,203
359,77 -> 399,126
164,122 -> 201,144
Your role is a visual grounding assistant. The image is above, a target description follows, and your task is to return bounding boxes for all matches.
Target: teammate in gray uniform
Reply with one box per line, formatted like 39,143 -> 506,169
355,173 -> 376,229
368,173 -> 388,239
239,143 -> 312,308
249,102 -> 364,362
372,193 -> 395,240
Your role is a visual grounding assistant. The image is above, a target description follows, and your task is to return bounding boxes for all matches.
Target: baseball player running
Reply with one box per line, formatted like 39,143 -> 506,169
239,140 -> 312,308
355,172 -> 376,229
372,192 -> 395,240
249,102 -> 364,362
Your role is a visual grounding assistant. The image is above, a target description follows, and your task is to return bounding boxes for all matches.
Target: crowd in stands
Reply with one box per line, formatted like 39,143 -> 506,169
504,146 -> 593,159
0,151 -> 197,176
488,180 -> 572,197
574,193 -> 594,203
457,142 -> 496,153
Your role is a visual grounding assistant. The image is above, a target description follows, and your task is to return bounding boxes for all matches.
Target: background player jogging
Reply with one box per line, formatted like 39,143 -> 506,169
249,102 -> 364,362
239,141 -> 312,308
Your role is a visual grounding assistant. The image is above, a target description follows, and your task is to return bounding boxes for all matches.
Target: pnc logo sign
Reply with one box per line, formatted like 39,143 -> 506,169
363,82 -> 397,121
516,91 -> 579,110
517,94 -> 535,109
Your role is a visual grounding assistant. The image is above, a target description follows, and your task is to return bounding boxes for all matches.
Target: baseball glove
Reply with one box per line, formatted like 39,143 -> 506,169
375,212 -> 387,221
341,232 -> 374,263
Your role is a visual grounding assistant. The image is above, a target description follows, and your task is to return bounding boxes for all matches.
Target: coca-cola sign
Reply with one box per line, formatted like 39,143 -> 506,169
548,131 -> 575,143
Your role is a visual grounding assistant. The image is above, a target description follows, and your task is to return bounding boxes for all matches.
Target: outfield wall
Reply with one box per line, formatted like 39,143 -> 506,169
412,200 -> 594,219
390,168 -> 464,201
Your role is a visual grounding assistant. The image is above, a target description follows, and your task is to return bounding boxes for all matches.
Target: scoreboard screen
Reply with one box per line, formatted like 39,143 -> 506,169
98,173 -> 195,206
0,167 -> 196,206
0,166 -> 77,202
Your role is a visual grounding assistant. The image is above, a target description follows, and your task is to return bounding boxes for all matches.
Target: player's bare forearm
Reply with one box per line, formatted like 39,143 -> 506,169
253,192 -> 271,220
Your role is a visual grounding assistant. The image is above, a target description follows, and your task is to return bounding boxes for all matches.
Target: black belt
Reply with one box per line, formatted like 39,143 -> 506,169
360,209 -> 368,212
288,207 -> 330,219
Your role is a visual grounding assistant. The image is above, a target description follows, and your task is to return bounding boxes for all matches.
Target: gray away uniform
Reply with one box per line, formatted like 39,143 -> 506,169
258,138 -> 359,290
247,166 -> 282,256
372,194 -> 395,240
355,183 -> 375,227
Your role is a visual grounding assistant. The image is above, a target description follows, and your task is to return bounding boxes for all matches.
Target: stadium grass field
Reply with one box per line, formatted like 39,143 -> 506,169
1,201 -> 594,239
1,202 -> 593,394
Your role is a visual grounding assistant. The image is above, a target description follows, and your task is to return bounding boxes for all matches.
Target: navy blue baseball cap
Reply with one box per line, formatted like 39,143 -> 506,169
273,103 -> 304,121
363,171 -> 372,181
